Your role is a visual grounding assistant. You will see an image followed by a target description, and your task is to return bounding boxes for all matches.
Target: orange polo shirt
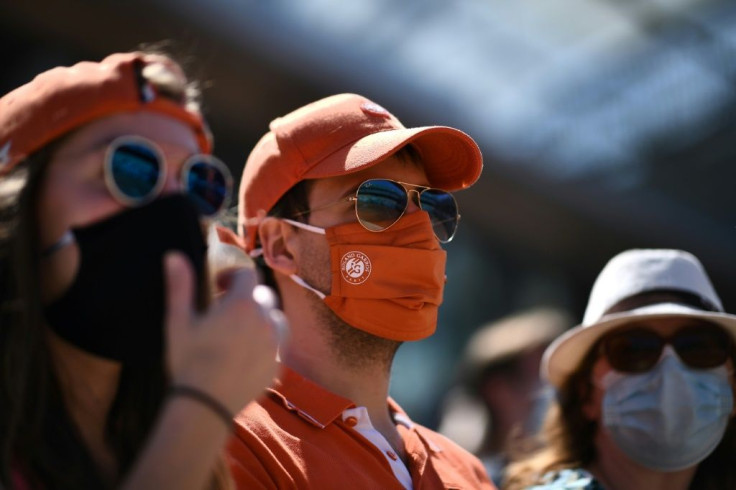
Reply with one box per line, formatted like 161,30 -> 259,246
227,366 -> 495,489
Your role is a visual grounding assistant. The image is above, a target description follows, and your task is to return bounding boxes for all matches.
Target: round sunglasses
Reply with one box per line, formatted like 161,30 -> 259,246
293,178 -> 460,243
104,136 -> 233,217
600,322 -> 733,373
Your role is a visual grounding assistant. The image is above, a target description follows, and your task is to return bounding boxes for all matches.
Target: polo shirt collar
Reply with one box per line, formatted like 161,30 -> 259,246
267,365 -> 355,428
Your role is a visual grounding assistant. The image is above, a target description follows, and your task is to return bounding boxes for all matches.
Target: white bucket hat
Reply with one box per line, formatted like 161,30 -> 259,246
542,249 -> 736,388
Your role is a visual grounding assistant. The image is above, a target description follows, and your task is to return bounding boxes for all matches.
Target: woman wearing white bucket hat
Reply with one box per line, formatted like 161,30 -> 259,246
505,249 -> 736,490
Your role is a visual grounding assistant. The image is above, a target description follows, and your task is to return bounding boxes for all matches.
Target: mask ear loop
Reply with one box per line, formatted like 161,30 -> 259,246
279,218 -> 328,299
289,274 -> 326,300
281,218 -> 326,235
248,218 -> 327,257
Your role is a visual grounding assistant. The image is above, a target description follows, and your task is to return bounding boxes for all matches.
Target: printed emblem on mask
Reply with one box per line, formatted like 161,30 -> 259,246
340,251 -> 372,285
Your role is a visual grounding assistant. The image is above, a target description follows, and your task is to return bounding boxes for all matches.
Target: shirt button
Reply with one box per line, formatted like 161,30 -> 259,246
345,416 -> 358,427
386,450 -> 398,461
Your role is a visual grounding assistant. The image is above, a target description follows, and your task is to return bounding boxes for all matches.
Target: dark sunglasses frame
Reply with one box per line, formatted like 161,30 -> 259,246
599,322 -> 733,373
292,178 -> 461,243
103,135 -> 233,217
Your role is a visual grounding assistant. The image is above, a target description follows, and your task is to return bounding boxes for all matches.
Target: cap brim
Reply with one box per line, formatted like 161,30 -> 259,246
542,303 -> 736,388
301,126 -> 482,191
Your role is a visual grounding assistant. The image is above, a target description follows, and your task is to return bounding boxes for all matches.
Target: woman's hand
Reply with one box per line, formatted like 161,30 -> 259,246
164,251 -> 282,416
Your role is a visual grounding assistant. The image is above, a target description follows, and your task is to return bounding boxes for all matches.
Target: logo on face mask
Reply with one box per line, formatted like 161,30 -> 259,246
340,251 -> 372,285
285,212 -> 446,341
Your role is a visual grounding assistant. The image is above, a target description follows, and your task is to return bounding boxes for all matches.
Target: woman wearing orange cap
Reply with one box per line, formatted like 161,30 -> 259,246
0,52 -> 279,489
504,249 -> 736,490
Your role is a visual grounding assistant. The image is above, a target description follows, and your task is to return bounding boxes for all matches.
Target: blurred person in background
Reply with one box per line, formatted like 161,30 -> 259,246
438,307 -> 570,488
505,249 -> 736,490
220,93 -> 495,488
0,51 -> 280,490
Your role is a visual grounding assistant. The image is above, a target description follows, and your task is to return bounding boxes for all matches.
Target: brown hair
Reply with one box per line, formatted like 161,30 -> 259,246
0,54 -> 230,490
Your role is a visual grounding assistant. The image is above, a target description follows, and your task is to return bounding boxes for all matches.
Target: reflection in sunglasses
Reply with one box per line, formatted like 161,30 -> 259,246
104,135 -> 232,217
292,178 -> 460,242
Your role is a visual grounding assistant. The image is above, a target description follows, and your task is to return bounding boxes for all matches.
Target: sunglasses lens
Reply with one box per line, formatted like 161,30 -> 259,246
184,158 -> 232,217
355,179 -> 407,231
419,189 -> 458,242
603,328 -> 663,373
672,325 -> 731,369
109,141 -> 161,203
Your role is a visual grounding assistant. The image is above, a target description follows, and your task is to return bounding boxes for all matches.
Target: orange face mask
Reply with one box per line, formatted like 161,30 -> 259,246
285,211 -> 446,341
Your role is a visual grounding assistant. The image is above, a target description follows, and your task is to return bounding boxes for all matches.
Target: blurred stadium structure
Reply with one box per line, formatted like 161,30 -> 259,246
3,0 -> 735,425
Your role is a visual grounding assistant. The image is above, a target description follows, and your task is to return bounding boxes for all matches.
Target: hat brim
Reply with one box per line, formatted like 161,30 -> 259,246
301,126 -> 483,192
542,303 -> 736,388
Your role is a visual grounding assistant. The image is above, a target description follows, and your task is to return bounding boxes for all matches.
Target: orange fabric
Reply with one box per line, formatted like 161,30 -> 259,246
227,366 -> 495,489
216,225 -> 248,250
0,52 -> 211,175
238,93 -> 483,251
322,211 -> 446,341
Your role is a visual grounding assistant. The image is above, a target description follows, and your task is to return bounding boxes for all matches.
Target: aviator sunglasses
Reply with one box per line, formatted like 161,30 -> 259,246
104,135 -> 233,217
293,178 -> 460,243
600,322 -> 733,374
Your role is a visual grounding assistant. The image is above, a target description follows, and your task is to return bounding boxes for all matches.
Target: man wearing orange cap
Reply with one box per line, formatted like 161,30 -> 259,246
223,93 -> 494,488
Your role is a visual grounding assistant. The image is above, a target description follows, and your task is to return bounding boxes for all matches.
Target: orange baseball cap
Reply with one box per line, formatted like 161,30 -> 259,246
238,93 -> 483,251
0,52 -> 212,176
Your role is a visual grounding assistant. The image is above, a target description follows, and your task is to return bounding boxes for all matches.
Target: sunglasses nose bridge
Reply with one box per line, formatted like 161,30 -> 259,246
659,344 -> 679,363
160,166 -> 182,194
405,188 -> 422,212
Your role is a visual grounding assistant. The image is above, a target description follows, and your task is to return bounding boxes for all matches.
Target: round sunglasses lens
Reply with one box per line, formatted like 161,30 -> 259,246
185,160 -> 230,216
672,326 -> 730,369
110,142 -> 161,202
603,329 -> 663,373
419,189 -> 458,242
355,180 -> 407,231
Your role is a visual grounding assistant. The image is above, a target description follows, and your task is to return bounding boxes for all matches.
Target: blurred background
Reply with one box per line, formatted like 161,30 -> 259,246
3,0 -> 735,429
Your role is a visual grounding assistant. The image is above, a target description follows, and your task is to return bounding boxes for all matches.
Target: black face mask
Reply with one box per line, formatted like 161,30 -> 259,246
43,195 -> 207,363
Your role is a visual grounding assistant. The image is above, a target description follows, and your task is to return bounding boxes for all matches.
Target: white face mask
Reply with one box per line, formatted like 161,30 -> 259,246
601,346 -> 734,471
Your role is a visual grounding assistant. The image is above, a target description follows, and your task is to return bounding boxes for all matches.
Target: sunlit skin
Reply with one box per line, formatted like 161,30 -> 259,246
259,154 -> 430,462
581,317 -> 736,490
36,111 -> 202,480
38,112 -> 200,302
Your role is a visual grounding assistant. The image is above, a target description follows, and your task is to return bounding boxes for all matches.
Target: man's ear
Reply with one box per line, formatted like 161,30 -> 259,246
259,217 -> 298,276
